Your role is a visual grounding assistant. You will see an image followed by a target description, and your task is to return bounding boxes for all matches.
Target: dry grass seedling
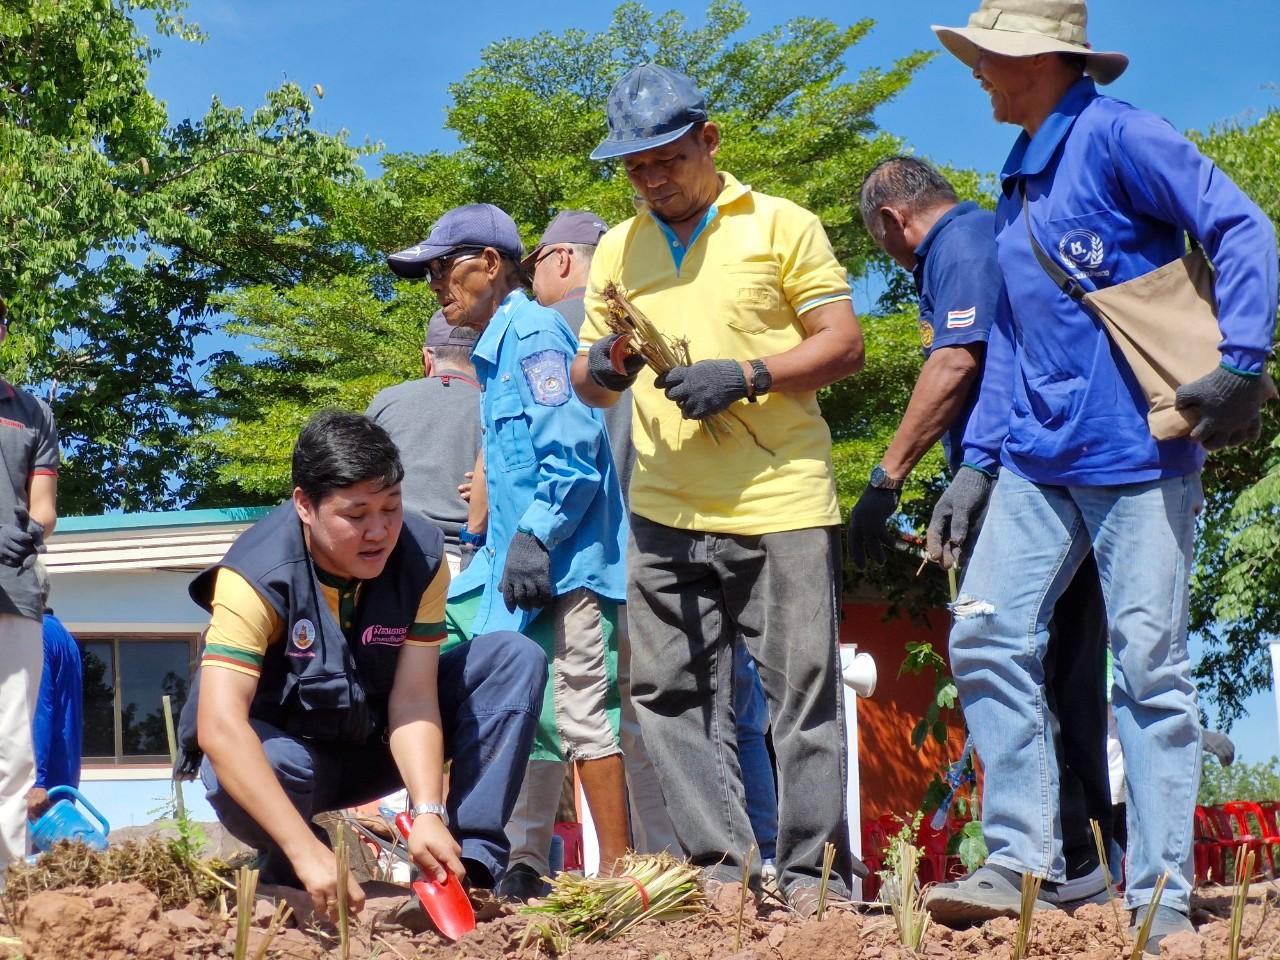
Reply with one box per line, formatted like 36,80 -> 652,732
233,865 -> 259,960
252,900 -> 292,960
881,818 -> 930,951
336,826 -> 352,960
735,843 -> 756,951
817,841 -> 837,921
1090,817 -> 1125,937
601,282 -> 773,455
1012,872 -> 1042,960
4,836 -> 233,909
1128,871 -> 1170,960
1230,849 -> 1257,960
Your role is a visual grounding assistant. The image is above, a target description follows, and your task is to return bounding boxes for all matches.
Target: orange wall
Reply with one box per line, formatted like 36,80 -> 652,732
841,601 -> 967,824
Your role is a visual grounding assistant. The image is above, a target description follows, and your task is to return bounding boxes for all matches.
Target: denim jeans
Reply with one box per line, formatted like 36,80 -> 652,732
733,638 -> 778,861
950,470 -> 1202,911
626,516 -> 854,896
203,630 -> 546,886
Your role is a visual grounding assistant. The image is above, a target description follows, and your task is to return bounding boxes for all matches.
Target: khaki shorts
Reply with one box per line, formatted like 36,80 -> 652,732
445,587 -> 621,762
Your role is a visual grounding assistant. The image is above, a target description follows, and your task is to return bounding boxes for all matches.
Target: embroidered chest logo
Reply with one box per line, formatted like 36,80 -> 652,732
1058,228 -> 1106,273
361,624 -> 408,647
288,619 -> 316,658
520,349 -> 571,407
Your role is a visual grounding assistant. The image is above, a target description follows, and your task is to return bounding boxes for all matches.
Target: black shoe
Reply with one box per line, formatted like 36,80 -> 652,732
495,863 -> 550,903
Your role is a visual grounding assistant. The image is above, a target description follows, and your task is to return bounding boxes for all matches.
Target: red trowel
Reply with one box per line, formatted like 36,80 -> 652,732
393,812 -> 476,941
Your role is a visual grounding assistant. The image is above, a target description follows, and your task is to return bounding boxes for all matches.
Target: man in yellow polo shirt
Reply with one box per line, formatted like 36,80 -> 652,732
569,64 -> 866,914
178,410 -> 545,921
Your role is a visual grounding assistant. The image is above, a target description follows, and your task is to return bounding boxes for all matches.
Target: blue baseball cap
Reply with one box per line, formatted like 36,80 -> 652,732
387,203 -> 524,280
590,64 -> 708,161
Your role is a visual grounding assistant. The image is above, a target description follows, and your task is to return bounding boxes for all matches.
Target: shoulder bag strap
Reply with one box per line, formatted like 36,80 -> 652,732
1019,181 -> 1205,299
1019,181 -> 1088,303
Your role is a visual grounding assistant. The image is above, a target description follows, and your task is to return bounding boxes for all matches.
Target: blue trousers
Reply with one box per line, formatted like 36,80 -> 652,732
733,638 -> 777,861
950,470 -> 1201,912
202,630 -> 546,885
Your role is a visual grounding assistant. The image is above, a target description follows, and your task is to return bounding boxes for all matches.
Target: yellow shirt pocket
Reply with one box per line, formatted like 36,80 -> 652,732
720,263 -> 785,336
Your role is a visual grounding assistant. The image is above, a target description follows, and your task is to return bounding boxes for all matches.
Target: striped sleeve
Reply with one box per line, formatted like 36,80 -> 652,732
201,568 -> 281,678
406,562 -> 450,647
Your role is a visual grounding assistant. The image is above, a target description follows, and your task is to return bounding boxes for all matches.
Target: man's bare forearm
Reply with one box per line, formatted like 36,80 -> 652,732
570,355 -> 623,408
747,300 -> 864,393
200,715 -> 323,861
881,344 -> 983,479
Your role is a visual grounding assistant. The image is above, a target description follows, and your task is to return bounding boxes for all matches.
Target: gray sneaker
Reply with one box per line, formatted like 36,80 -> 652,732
1130,903 -> 1193,955
922,864 -> 1055,925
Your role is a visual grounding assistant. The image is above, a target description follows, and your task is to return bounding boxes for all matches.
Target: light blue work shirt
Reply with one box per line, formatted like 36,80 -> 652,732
963,78 -> 1278,486
449,290 -> 628,635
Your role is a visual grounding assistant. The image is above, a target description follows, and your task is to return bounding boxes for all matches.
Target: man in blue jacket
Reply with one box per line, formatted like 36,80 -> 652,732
925,1 -> 1278,948
389,205 -> 630,896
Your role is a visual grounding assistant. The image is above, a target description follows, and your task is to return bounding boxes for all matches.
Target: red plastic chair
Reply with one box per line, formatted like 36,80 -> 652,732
1220,801 -> 1280,878
552,821 -> 584,872
859,817 -> 891,901
1257,800 -> 1280,835
915,817 -> 952,885
1193,805 -> 1231,885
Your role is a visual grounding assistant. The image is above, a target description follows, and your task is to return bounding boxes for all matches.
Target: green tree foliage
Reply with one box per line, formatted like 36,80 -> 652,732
1,0 -> 365,513
1198,756 -> 1280,806
201,0 -> 936,500
1187,110 -> 1280,726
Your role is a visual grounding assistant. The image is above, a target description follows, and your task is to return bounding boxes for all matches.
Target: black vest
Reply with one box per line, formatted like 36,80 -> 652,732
182,502 -> 443,750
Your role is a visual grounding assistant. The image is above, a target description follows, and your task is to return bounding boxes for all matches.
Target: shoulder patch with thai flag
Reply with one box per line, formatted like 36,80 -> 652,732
946,306 -> 976,329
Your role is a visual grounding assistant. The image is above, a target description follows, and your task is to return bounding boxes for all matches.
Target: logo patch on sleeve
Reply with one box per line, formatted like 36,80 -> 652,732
919,320 -> 934,349
946,307 -> 976,329
520,349 -> 571,406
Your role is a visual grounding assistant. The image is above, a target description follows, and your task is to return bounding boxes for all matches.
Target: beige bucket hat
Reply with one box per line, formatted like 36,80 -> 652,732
932,0 -> 1128,85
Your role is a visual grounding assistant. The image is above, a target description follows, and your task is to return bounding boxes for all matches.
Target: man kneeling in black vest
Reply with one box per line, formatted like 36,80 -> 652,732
180,410 -> 546,920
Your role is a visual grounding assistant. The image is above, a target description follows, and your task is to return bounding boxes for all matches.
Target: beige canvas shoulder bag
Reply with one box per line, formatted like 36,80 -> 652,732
1019,186 -> 1276,440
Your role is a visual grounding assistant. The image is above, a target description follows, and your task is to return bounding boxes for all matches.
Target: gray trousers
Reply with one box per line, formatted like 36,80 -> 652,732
626,515 -> 855,896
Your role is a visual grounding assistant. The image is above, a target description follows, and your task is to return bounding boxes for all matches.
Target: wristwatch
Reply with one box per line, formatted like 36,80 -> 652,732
869,464 -> 905,491
746,358 -> 772,402
411,802 -> 449,826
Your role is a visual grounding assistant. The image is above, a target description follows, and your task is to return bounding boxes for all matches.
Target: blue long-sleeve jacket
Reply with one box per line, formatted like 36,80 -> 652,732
963,79 -> 1278,485
450,290 -> 628,634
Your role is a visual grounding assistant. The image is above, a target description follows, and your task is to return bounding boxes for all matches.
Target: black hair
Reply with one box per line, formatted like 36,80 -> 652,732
291,409 -> 405,505
859,156 -> 958,237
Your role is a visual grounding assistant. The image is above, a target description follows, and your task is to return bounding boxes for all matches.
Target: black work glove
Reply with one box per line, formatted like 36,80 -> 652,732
926,467 -> 994,571
656,359 -> 748,420
0,506 -> 41,568
1174,364 -> 1267,451
500,531 -> 553,612
586,334 -> 646,392
846,485 -> 900,569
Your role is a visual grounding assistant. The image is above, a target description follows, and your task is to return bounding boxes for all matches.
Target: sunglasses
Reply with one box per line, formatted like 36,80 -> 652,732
426,247 -> 487,284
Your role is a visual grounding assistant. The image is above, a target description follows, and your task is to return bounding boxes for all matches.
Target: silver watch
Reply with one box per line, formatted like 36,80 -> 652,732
411,802 -> 449,826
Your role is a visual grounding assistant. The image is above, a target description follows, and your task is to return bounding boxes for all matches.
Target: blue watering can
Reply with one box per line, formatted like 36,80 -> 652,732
29,785 -> 110,853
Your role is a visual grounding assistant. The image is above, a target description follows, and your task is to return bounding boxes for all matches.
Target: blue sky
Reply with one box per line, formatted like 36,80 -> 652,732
143,1 -> 1279,761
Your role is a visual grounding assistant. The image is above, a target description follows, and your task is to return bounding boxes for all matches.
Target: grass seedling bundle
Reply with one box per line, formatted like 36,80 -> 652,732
601,282 -> 773,454
523,851 -> 705,944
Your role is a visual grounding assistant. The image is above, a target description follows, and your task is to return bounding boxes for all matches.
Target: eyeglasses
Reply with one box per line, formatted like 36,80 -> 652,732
426,248 -> 485,284
532,246 -> 567,269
